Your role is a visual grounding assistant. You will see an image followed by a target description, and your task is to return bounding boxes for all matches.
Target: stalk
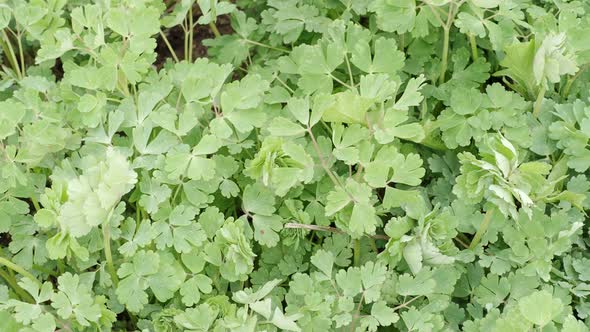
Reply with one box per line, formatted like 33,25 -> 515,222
0,256 -> 41,287
353,239 -> 361,266
209,22 -> 221,38
469,34 -> 478,61
0,268 -> 35,303
439,27 -> 450,85
533,85 -> 546,117
244,39 -> 288,53
102,212 -> 119,287
562,64 -> 588,98
0,30 -> 21,79
183,16 -> 189,61
306,128 -> 347,192
31,196 -> 40,211
16,29 -> 25,77
469,208 -> 495,249
344,54 -> 355,89
188,5 -> 194,62
159,30 -> 179,62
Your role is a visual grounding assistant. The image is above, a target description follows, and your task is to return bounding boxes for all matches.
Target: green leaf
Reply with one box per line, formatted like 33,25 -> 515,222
252,214 -> 283,247
321,90 -> 373,124
397,268 -> 435,296
268,117 -> 306,136
311,249 -> 334,277
518,290 -> 564,327
370,301 -> 399,326
0,100 -> 26,139
455,12 -> 486,38
51,273 -> 104,326
369,0 -> 416,33
243,183 -> 276,216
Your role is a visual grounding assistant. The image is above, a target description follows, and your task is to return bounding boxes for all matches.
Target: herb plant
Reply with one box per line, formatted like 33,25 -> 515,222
0,0 -> 590,331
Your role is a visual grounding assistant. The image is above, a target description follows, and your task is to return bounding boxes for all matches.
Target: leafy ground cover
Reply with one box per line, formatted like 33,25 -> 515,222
0,0 -> 590,331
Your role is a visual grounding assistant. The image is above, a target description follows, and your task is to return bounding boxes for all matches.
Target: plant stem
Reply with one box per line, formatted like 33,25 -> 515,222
16,30 -> 25,77
31,196 -> 40,211
0,268 -> 35,303
183,18 -> 189,61
188,6 -> 194,62
330,73 -> 355,90
392,295 -> 422,311
243,39 -> 288,53
454,236 -> 469,249
438,1 -> 464,85
469,33 -> 478,61
353,239 -> 361,266
439,27 -> 450,85
209,22 -> 221,38
469,208 -> 495,249
562,64 -> 588,98
0,256 -> 41,287
344,54 -> 355,89
306,128 -> 347,192
533,85 -> 546,117
0,30 -> 21,79
349,293 -> 365,332
159,30 -> 179,62
102,218 -> 119,287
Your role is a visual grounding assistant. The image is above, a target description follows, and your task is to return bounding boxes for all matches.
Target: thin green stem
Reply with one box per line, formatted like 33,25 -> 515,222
353,239 -> 361,266
454,236 -> 469,249
244,39 -> 288,53
16,30 -> 25,77
306,128 -> 349,197
438,1 -> 464,85
469,208 -> 495,249
102,214 -> 119,287
0,30 -> 21,79
439,27 -> 450,85
330,73 -> 355,90
533,85 -> 546,117
273,75 -> 294,94
562,64 -> 589,98
183,18 -> 189,61
172,182 -> 183,202
209,22 -> 221,38
427,4 -> 446,27
0,256 -> 41,287
469,34 -> 478,61
31,196 -> 40,211
159,30 -> 179,62
344,54 -> 355,89
349,293 -> 365,332
188,6 -> 194,62
392,295 -> 422,311
0,268 -> 35,303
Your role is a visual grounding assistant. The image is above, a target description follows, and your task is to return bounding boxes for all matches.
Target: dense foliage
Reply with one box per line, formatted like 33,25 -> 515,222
1,0 -> 590,331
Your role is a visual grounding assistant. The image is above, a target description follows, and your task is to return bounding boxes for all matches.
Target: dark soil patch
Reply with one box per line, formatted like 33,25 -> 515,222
0,233 -> 10,247
52,57 -> 64,81
155,5 -> 233,68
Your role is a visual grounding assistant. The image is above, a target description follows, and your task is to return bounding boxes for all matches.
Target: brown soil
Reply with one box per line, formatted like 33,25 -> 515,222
155,5 -> 233,68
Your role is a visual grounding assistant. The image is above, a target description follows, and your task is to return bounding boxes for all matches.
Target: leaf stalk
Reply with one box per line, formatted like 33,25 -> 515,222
469,208 -> 495,249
